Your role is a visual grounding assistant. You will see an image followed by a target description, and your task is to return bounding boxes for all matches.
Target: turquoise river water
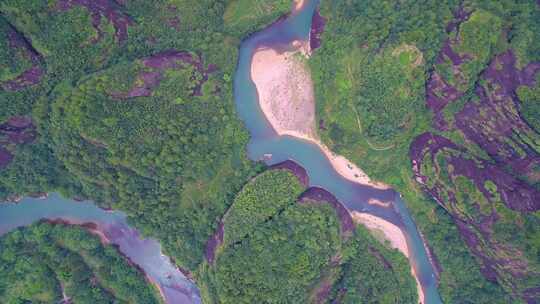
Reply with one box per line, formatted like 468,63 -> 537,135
0,193 -> 201,304
0,1 -> 442,303
233,1 -> 443,303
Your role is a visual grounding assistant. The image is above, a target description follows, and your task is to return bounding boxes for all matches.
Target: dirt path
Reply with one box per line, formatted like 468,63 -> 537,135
251,41 -> 391,190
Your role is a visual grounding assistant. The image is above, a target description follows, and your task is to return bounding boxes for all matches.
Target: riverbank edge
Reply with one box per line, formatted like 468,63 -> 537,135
250,46 -> 391,191
249,26 -> 427,304
351,212 -> 425,304
37,219 -> 166,304
0,195 -> 200,304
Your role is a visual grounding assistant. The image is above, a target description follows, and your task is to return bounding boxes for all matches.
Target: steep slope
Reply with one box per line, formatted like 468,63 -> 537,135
0,222 -> 161,303
198,168 -> 417,304
309,0 -> 539,302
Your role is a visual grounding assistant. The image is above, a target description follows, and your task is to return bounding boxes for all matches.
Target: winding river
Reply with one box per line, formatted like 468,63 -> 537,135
0,193 -> 201,304
234,0 -> 442,303
0,1 -> 441,304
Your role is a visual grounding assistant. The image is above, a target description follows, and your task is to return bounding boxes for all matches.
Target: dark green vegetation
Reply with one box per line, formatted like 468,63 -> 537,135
517,75 -> 540,132
1,2 -> 415,303
2,0 -> 539,302
0,0 -> 285,273
198,170 -> 417,304
310,0 -> 540,302
331,225 -> 418,304
310,0 -> 454,176
223,0 -> 291,37
0,222 -> 161,304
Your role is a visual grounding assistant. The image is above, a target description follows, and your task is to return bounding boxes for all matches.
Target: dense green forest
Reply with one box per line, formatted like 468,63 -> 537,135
0,222 -> 161,303
330,225 -> 418,304
198,169 -> 418,304
310,0 -> 540,302
0,0 -> 287,272
1,0 -> 540,303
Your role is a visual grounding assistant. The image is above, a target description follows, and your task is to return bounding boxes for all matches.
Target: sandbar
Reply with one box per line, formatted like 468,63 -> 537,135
292,0 -> 307,13
352,212 -> 424,304
250,38 -> 422,303
250,42 -> 390,190
351,212 -> 409,256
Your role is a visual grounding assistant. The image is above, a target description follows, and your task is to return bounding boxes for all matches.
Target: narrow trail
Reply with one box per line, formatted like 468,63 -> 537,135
345,63 -> 395,151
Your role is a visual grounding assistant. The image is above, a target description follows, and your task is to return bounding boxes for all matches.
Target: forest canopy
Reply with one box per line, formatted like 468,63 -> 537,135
309,0 -> 540,302
198,169 -> 418,304
0,222 -> 161,304
0,0 -> 283,272
1,0 -> 539,303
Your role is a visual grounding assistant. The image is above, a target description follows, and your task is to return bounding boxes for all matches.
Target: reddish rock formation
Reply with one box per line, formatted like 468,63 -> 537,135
1,24 -> 44,91
298,187 -> 355,238
445,3 -> 472,34
455,51 -> 540,178
270,159 -> 310,187
0,147 -> 13,169
55,0 -> 133,43
310,9 -> 326,51
111,50 -> 218,99
2,67 -> 44,92
0,116 -> 36,143
0,116 -> 37,168
204,221 -> 224,265
410,132 -> 540,300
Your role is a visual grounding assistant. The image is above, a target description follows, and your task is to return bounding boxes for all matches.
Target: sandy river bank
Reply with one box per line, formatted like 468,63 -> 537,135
250,38 -> 424,303
352,212 -> 425,304
250,43 -> 390,191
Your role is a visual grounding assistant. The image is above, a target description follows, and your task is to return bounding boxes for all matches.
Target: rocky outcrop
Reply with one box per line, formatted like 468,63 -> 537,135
55,0 -> 133,43
425,5 -> 472,131
298,187 -> 354,238
110,51 -> 217,99
0,116 -> 37,169
309,9 -> 326,51
410,131 -> 540,301
454,51 -> 540,184
270,160 -> 309,187
411,6 -> 540,298
0,22 -> 44,91
204,221 -> 224,265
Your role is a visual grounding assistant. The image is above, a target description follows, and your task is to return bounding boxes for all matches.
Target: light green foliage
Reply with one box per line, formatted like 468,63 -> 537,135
309,0 -> 452,184
0,0 -> 285,272
198,170 -> 418,304
354,48 -> 425,144
456,10 -> 502,60
332,226 -> 418,304
517,80 -> 540,131
308,0 -> 540,302
223,170 -> 305,244
223,0 -> 290,37
0,222 -> 161,304
327,46 -> 426,147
